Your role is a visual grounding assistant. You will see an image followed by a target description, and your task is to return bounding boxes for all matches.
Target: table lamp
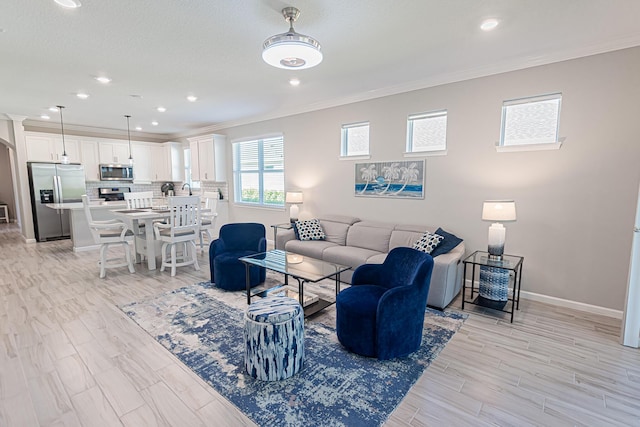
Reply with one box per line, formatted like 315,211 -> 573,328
482,200 -> 517,259
285,191 -> 303,222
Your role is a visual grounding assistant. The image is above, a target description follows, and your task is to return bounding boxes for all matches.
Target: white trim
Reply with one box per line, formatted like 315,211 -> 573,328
464,278 -> 623,319
404,150 -> 447,157
496,141 -> 563,153
338,155 -> 371,161
73,244 -> 101,253
230,133 -> 284,145
519,290 -> 623,319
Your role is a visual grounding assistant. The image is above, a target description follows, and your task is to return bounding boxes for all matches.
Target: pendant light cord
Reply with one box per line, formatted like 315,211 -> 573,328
57,105 -> 67,156
125,115 -> 132,161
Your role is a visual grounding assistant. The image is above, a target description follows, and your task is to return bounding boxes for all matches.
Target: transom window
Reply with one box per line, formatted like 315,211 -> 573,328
341,122 -> 370,157
233,136 -> 284,207
406,110 -> 447,153
500,93 -> 562,147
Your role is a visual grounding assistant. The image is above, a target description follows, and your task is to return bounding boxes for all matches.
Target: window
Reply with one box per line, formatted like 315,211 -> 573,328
341,122 -> 370,157
233,136 -> 284,207
500,93 -> 561,147
183,147 -> 200,189
406,110 -> 447,153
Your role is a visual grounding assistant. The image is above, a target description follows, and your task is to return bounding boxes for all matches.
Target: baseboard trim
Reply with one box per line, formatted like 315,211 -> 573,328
465,279 -> 623,319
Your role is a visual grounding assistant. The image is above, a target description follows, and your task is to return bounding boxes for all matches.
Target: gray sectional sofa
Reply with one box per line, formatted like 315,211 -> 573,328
275,214 -> 465,309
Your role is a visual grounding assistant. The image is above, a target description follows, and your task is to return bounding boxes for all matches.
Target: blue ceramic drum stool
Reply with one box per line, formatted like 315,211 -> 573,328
244,296 -> 304,381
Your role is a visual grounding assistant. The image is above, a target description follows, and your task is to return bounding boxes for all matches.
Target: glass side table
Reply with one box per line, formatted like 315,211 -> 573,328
270,223 -> 293,249
461,250 -> 524,323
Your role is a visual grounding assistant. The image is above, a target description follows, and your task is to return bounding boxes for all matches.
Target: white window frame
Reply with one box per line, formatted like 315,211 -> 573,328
498,93 -> 563,152
232,136 -> 285,208
405,110 -> 448,157
339,121 -> 370,160
183,147 -> 200,189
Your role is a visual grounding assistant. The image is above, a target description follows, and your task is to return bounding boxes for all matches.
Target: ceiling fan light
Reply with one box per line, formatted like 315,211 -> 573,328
262,7 -> 322,70
54,0 -> 81,9
262,35 -> 322,69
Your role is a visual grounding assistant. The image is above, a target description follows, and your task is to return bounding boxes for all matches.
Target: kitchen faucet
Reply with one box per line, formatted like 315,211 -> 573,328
182,183 -> 192,196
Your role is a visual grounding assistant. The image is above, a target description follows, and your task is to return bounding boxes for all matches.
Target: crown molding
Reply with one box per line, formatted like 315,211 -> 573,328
22,119 -> 172,143
171,40 -> 640,139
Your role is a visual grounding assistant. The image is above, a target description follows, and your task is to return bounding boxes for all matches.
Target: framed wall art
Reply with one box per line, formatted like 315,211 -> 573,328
354,160 -> 425,199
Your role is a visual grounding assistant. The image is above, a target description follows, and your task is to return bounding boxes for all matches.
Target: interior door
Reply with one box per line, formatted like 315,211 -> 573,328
622,183 -> 640,348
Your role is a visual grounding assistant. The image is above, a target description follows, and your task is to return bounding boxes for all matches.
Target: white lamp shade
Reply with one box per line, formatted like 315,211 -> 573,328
482,200 -> 517,222
285,191 -> 304,204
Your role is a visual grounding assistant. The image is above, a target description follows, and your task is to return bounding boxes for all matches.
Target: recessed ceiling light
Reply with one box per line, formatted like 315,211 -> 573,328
135,126 -> 142,131
186,95 -> 197,102
49,106 -> 59,112
54,0 -> 81,8
76,92 -> 89,99
40,115 -> 50,120
151,121 -> 159,126
480,18 -> 499,31
157,107 -> 166,113
289,78 -> 301,86
95,76 -> 111,84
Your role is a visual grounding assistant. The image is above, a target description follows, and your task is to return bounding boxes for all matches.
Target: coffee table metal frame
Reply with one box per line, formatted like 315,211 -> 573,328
240,249 -> 350,317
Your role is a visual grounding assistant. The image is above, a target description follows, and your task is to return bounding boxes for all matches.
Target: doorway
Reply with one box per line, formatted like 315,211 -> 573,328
621,183 -> 640,347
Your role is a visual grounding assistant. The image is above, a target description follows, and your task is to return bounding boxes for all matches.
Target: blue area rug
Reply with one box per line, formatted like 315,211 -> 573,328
121,282 -> 466,427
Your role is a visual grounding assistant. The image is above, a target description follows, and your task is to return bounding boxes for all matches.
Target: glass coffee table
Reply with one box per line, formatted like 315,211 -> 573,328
240,249 -> 351,317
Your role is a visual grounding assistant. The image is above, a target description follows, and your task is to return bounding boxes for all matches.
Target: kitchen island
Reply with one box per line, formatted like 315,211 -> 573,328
46,201 -> 126,252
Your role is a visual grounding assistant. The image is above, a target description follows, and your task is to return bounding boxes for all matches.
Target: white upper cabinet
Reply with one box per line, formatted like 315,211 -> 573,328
131,142 -> 152,183
99,141 -> 131,164
25,133 -> 80,163
80,139 -> 100,181
188,134 -> 226,182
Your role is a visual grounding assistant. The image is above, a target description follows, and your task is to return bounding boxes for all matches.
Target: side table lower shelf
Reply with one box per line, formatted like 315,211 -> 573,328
461,251 -> 524,323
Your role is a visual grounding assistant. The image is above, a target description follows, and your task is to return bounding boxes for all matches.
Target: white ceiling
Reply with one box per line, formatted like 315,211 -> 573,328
2,0 -> 639,139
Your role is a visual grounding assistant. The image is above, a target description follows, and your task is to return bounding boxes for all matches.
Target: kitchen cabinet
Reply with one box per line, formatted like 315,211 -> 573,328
188,134 -> 226,182
131,142 -> 152,183
25,133 -> 80,163
165,142 -> 184,182
80,139 -> 101,181
151,144 -> 170,181
99,141 -> 131,164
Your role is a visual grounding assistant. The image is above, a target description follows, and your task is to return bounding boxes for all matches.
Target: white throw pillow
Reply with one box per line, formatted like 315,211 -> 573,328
295,219 -> 326,241
413,231 -> 444,254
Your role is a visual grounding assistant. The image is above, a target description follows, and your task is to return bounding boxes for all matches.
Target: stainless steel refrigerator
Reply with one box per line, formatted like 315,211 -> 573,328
27,162 -> 86,242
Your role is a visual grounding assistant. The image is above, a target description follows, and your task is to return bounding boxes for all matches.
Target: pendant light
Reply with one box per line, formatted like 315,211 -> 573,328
125,115 -> 133,165
57,105 -> 70,164
262,7 -> 322,70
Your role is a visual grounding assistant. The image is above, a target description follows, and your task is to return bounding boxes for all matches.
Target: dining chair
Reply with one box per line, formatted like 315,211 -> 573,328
198,191 -> 219,252
82,195 -> 135,278
124,191 -> 154,209
153,195 -> 201,276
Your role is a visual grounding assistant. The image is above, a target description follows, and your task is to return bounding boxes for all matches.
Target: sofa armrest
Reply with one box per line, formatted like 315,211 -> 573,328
427,242 -> 465,308
275,227 -> 296,250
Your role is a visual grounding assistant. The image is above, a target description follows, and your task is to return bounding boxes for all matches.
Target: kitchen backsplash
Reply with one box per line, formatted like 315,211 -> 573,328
85,181 -> 228,200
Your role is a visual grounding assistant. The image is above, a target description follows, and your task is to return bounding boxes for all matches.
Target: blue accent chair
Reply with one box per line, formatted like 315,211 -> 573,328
336,247 -> 434,360
209,223 -> 267,291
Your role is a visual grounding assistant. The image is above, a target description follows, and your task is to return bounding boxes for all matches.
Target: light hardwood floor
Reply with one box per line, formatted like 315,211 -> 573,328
1,223 -> 639,426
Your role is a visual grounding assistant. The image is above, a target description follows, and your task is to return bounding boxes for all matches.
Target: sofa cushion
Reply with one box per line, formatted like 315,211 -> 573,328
323,245 -> 383,268
413,231 -> 444,254
295,219 -> 326,241
285,239 -> 337,259
319,220 -> 351,246
430,227 -> 464,257
346,221 -> 394,253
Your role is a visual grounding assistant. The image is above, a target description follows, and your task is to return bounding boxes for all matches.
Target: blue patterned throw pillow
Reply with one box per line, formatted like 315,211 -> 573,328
295,219 -> 326,241
412,231 -> 444,254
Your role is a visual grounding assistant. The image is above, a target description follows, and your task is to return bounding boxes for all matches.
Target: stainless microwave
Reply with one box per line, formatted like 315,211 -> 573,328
99,164 -> 134,181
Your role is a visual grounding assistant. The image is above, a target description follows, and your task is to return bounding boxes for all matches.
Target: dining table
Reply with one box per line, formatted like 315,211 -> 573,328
110,207 -> 209,271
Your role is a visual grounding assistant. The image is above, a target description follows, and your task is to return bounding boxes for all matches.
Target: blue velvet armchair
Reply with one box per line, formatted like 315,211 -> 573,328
336,247 -> 434,360
209,223 -> 267,291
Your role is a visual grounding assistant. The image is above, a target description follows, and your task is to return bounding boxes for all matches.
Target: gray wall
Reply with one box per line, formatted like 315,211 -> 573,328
220,47 -> 640,311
